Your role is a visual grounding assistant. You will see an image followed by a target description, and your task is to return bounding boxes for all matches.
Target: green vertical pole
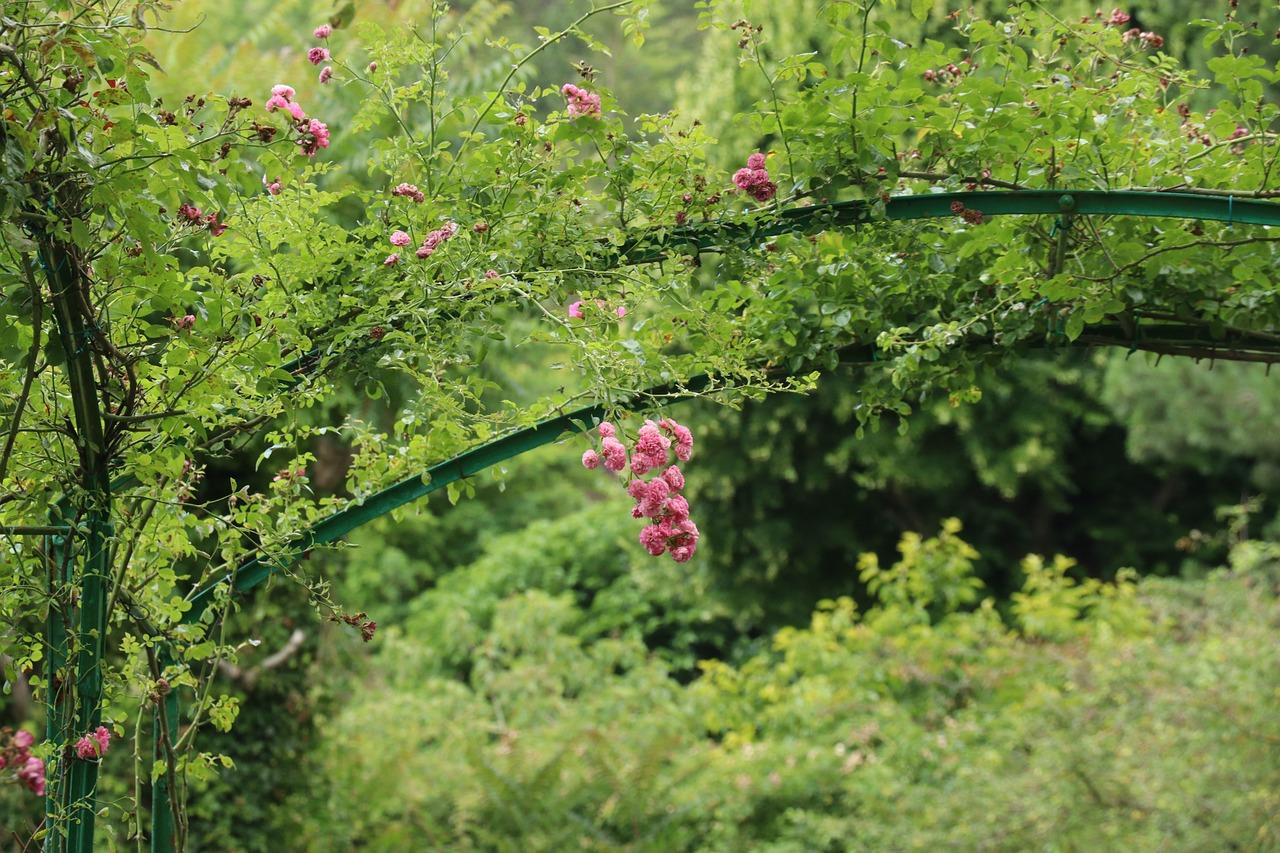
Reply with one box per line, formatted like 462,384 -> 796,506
40,235 -> 112,853
43,526 -> 71,851
150,648 -> 178,853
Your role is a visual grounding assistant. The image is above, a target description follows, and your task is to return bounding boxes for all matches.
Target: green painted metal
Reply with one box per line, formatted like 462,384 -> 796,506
618,190 -> 1280,262
43,528 -> 69,850
40,238 -> 113,853
150,648 -> 180,851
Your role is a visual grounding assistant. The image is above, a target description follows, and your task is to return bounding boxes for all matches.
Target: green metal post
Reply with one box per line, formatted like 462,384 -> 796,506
40,237 -> 113,853
150,648 -> 179,852
43,526 -> 70,851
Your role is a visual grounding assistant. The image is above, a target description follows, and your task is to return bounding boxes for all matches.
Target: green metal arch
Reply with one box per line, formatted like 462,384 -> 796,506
182,188 -> 1280,618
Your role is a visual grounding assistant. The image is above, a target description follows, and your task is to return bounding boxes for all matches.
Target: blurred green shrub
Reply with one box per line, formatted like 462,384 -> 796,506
289,524 -> 1280,850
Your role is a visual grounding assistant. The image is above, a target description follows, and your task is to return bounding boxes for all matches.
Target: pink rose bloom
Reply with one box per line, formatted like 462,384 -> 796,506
286,101 -> 306,121
484,269 -> 500,279
299,118 -> 330,157
319,66 -> 333,84
308,47 -> 330,65
271,84 -> 296,99
581,449 -> 600,469
568,301 -> 585,319
264,94 -> 289,112
662,465 -> 685,492
266,179 -> 282,195
389,230 -> 411,247
94,726 -> 111,753
598,422 -> 616,438
18,756 -> 44,796
313,23 -> 332,39
383,253 -> 400,266
75,736 -> 97,760
13,730 -> 34,749
616,305 -> 627,318
639,524 -> 667,556
561,83 -> 602,119
415,244 -> 434,259
746,152 -> 766,169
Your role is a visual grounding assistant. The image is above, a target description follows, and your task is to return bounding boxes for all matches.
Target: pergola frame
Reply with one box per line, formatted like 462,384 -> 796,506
22,189 -> 1280,851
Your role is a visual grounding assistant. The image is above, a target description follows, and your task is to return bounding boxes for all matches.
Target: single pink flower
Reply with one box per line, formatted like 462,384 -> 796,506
561,83 -> 602,119
13,730 -> 34,749
568,301 -> 585,319
271,84 -> 296,99
598,422 -> 617,438
581,449 -> 600,469
286,101 -> 306,121
616,305 -> 627,318
313,23 -> 332,39
484,269 -> 500,279
94,726 -> 111,753
319,66 -> 333,84
389,230 -> 411,247
75,736 -> 97,760
308,47 -> 330,65
746,152 -> 766,169
266,179 -> 282,195
383,253 -> 400,266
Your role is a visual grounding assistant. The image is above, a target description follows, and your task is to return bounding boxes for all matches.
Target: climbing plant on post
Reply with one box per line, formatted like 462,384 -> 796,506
1,0 -> 1279,849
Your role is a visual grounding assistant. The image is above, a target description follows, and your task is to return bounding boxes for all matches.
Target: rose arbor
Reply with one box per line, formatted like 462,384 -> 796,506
2,1 -> 1280,851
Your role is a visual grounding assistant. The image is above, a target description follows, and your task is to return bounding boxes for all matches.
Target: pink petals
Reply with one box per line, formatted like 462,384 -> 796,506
732,152 -> 777,202
562,83 -> 602,119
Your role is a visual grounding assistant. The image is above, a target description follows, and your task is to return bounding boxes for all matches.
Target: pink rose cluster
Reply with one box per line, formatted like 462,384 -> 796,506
2,729 -> 45,796
176,202 -> 227,237
582,419 -> 700,562
1121,28 -> 1164,49
732,152 -> 777,202
74,726 -> 112,761
568,299 -> 626,320
264,84 -> 331,158
392,182 -> 425,203
383,220 -> 458,266
562,83 -> 601,119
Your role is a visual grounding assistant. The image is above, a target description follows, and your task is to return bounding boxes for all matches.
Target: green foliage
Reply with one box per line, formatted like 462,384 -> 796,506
295,526 -> 1280,851
3,0 -> 1280,844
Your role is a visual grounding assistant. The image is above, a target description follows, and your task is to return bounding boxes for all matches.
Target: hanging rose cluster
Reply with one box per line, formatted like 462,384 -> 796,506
1,729 -> 45,796
582,419 -> 701,563
732,152 -> 777,202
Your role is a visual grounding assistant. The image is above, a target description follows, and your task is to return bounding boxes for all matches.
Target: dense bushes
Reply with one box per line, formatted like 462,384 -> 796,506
291,524 -> 1280,850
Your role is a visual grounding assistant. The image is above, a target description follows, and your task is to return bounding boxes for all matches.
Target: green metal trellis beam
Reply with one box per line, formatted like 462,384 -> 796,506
22,187 -> 1265,853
